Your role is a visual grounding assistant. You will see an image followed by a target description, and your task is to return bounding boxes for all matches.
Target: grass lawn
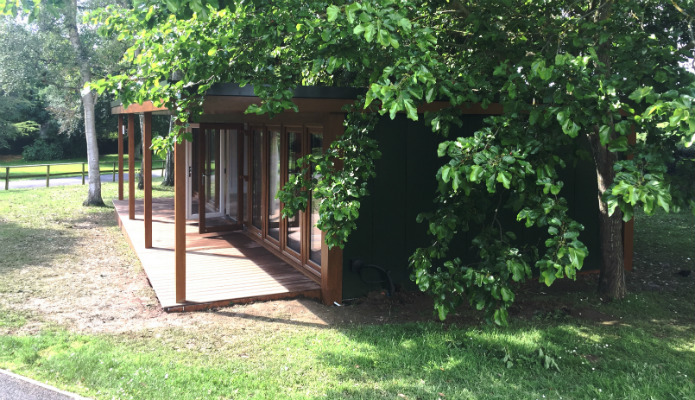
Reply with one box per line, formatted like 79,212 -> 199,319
0,184 -> 693,399
0,154 -> 166,181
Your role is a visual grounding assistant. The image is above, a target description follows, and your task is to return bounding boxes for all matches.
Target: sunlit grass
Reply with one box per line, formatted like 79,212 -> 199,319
0,320 -> 692,399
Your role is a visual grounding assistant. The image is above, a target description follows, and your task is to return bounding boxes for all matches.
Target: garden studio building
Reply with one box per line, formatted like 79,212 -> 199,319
111,84 -> 633,311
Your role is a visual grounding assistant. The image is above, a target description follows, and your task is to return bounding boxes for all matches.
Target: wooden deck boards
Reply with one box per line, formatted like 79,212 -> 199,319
113,198 -> 321,312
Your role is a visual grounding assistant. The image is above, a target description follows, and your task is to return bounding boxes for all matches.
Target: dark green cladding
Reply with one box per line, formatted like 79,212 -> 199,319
341,115 -> 601,300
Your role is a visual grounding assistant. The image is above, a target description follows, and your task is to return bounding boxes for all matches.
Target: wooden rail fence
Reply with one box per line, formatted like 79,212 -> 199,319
1,161 -> 166,190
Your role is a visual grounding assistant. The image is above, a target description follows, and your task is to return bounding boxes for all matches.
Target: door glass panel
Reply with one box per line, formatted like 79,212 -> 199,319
190,129 -> 200,216
285,130 -> 302,253
309,131 -> 323,265
267,129 -> 281,240
242,133 -> 248,224
251,130 -> 263,230
205,128 -> 220,214
227,129 -> 239,222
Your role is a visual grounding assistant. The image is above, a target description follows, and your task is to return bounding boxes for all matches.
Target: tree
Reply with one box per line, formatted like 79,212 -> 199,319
1,0 -> 128,206
91,0 -> 695,324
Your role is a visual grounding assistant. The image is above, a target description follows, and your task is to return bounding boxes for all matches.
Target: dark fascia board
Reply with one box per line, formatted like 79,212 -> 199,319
110,84 -> 365,110
205,83 -> 366,99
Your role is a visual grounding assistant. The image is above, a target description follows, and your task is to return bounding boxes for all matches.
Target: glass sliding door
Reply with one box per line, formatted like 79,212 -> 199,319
225,129 -> 239,223
189,128 -> 201,218
308,130 -> 323,267
204,128 -> 220,215
193,125 -> 245,233
242,132 -> 249,225
267,129 -> 281,242
251,128 -> 264,232
285,129 -> 303,255
236,123 -> 326,279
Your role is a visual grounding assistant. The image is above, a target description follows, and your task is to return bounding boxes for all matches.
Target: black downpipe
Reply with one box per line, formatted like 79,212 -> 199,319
350,259 -> 396,296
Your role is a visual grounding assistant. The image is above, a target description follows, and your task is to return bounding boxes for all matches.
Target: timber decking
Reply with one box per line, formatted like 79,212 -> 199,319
114,198 -> 321,312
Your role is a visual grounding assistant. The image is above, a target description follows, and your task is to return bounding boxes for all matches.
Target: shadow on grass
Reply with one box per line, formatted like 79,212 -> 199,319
213,310 -> 331,329
310,319 -> 695,400
0,221 -> 79,273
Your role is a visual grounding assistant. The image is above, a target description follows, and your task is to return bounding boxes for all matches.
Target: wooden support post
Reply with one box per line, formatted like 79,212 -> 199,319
4,167 -> 8,190
81,163 -> 85,185
118,115 -> 124,200
128,114 -> 136,220
175,133 -> 186,302
46,165 -> 50,187
144,112 -> 153,249
320,113 -> 346,305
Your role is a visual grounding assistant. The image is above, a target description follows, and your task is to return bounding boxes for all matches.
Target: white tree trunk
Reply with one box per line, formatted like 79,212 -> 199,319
66,0 -> 103,206
82,90 -> 103,205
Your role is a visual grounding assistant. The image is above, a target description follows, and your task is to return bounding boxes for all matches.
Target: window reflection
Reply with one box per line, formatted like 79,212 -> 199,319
251,130 -> 263,230
267,130 -> 281,240
285,130 -> 302,254
309,131 -> 323,265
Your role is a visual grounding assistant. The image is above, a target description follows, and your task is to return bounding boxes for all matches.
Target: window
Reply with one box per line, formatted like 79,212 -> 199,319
243,124 -> 325,277
308,130 -> 323,266
251,129 -> 263,231
267,129 -> 281,241
285,129 -> 302,255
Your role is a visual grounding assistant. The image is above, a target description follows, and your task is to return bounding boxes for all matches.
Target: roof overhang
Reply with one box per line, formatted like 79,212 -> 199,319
111,83 -> 502,116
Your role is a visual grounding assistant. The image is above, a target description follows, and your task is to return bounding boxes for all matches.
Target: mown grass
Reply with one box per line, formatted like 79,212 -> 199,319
0,316 -> 692,399
0,184 -> 693,400
0,154 -> 166,180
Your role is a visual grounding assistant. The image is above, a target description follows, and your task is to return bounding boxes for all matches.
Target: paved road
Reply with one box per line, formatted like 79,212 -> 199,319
0,369 -> 89,400
1,171 -> 163,190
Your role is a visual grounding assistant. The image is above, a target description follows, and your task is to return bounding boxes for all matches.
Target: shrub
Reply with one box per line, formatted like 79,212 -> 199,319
22,139 -> 64,161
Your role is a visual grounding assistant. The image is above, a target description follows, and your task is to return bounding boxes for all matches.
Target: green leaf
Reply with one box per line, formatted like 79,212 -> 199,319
541,269 -> 557,286
538,65 -> 553,81
425,87 -> 436,103
500,287 -> 514,302
398,18 -> 412,31
598,125 -> 611,145
497,171 -> 511,189
164,0 -> 179,13
469,165 -> 483,182
628,86 -> 653,103
364,24 -> 376,42
403,99 -> 418,120
493,308 -> 508,326
326,5 -> 340,22
608,137 -> 628,152
441,165 -> 451,183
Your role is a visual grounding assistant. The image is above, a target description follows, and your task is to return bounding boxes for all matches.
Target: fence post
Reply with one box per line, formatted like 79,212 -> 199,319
82,163 -> 86,185
113,162 -> 116,182
4,167 -> 8,190
46,165 -> 50,187
161,160 -> 165,176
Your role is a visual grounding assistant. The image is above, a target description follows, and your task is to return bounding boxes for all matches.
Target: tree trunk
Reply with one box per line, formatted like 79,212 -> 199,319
66,0 -> 103,206
162,116 -> 175,186
81,91 -> 103,206
588,0 -> 625,300
587,131 -> 626,300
